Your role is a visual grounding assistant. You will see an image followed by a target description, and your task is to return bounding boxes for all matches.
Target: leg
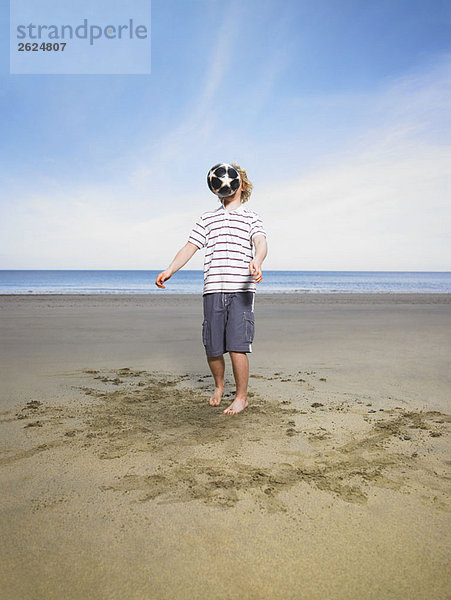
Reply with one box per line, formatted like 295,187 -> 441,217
223,351 -> 249,415
207,354 -> 225,406
203,293 -> 227,406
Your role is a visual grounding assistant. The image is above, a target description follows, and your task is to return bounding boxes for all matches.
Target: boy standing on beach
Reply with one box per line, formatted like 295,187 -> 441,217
155,163 -> 268,415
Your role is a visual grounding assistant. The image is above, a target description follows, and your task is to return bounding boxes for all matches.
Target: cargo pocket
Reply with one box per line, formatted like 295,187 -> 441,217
243,311 -> 255,343
202,319 -> 209,347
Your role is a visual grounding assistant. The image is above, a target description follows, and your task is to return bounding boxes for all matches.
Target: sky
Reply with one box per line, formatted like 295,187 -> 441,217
0,0 -> 450,270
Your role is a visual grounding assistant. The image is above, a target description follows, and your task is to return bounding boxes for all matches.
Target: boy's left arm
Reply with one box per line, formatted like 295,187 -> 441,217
249,235 -> 268,283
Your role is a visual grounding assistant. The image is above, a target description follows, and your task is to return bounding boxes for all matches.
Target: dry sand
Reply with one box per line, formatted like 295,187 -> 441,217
0,293 -> 450,599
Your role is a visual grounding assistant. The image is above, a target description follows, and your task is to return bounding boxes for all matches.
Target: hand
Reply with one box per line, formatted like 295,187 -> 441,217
249,260 -> 263,283
155,269 -> 172,289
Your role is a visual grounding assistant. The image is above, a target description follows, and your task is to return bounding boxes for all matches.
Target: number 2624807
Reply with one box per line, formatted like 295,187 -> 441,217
18,42 -> 67,51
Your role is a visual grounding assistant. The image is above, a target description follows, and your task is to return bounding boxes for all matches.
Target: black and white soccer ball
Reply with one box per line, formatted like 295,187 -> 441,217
207,163 -> 241,198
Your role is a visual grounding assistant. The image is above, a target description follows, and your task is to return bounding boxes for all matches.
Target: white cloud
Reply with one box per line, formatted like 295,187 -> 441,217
0,188 -> 205,269
252,56 -> 451,270
0,54 -> 449,270
125,0 -> 246,190
257,138 -> 449,270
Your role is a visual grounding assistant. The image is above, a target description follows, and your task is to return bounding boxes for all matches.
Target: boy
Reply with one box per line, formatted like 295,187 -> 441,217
155,163 -> 268,415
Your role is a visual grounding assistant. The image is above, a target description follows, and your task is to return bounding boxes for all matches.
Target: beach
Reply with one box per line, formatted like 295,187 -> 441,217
0,293 -> 450,599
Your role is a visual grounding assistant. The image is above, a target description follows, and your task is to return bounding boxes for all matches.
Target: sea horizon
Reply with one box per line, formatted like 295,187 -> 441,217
0,269 -> 450,295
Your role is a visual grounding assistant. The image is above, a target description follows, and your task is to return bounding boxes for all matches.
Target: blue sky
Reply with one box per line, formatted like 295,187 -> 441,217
0,0 -> 450,269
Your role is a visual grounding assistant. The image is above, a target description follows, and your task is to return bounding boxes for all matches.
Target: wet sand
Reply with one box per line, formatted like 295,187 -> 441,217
0,293 -> 450,599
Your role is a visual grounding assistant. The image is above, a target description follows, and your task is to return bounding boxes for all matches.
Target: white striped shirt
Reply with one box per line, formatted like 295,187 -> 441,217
188,203 -> 267,295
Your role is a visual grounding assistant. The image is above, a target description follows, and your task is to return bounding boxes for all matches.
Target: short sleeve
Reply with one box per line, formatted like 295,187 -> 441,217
188,216 -> 207,249
250,212 -> 267,242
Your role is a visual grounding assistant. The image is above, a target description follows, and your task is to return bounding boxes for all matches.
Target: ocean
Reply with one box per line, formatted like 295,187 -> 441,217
0,270 -> 450,294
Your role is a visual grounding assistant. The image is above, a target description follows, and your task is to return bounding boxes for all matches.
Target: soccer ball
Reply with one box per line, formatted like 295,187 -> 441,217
207,163 -> 241,198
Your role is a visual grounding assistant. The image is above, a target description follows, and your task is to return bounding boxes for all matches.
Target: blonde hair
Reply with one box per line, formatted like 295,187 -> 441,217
231,163 -> 253,203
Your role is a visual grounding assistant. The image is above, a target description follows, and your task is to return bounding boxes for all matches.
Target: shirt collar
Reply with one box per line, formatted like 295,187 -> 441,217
219,202 -> 245,214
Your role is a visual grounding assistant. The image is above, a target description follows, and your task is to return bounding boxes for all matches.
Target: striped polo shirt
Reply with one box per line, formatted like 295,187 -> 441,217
188,203 -> 267,295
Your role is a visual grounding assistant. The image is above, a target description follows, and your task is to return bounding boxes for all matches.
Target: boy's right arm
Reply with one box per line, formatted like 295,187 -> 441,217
155,242 -> 198,288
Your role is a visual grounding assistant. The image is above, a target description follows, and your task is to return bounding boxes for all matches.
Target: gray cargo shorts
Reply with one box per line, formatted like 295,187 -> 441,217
202,291 -> 255,357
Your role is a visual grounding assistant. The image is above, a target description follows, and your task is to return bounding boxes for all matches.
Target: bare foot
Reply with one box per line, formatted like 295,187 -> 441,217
209,386 -> 224,406
223,396 -> 248,415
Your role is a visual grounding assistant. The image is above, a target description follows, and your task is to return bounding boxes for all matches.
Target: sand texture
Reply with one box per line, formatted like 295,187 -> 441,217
0,293 -> 450,599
